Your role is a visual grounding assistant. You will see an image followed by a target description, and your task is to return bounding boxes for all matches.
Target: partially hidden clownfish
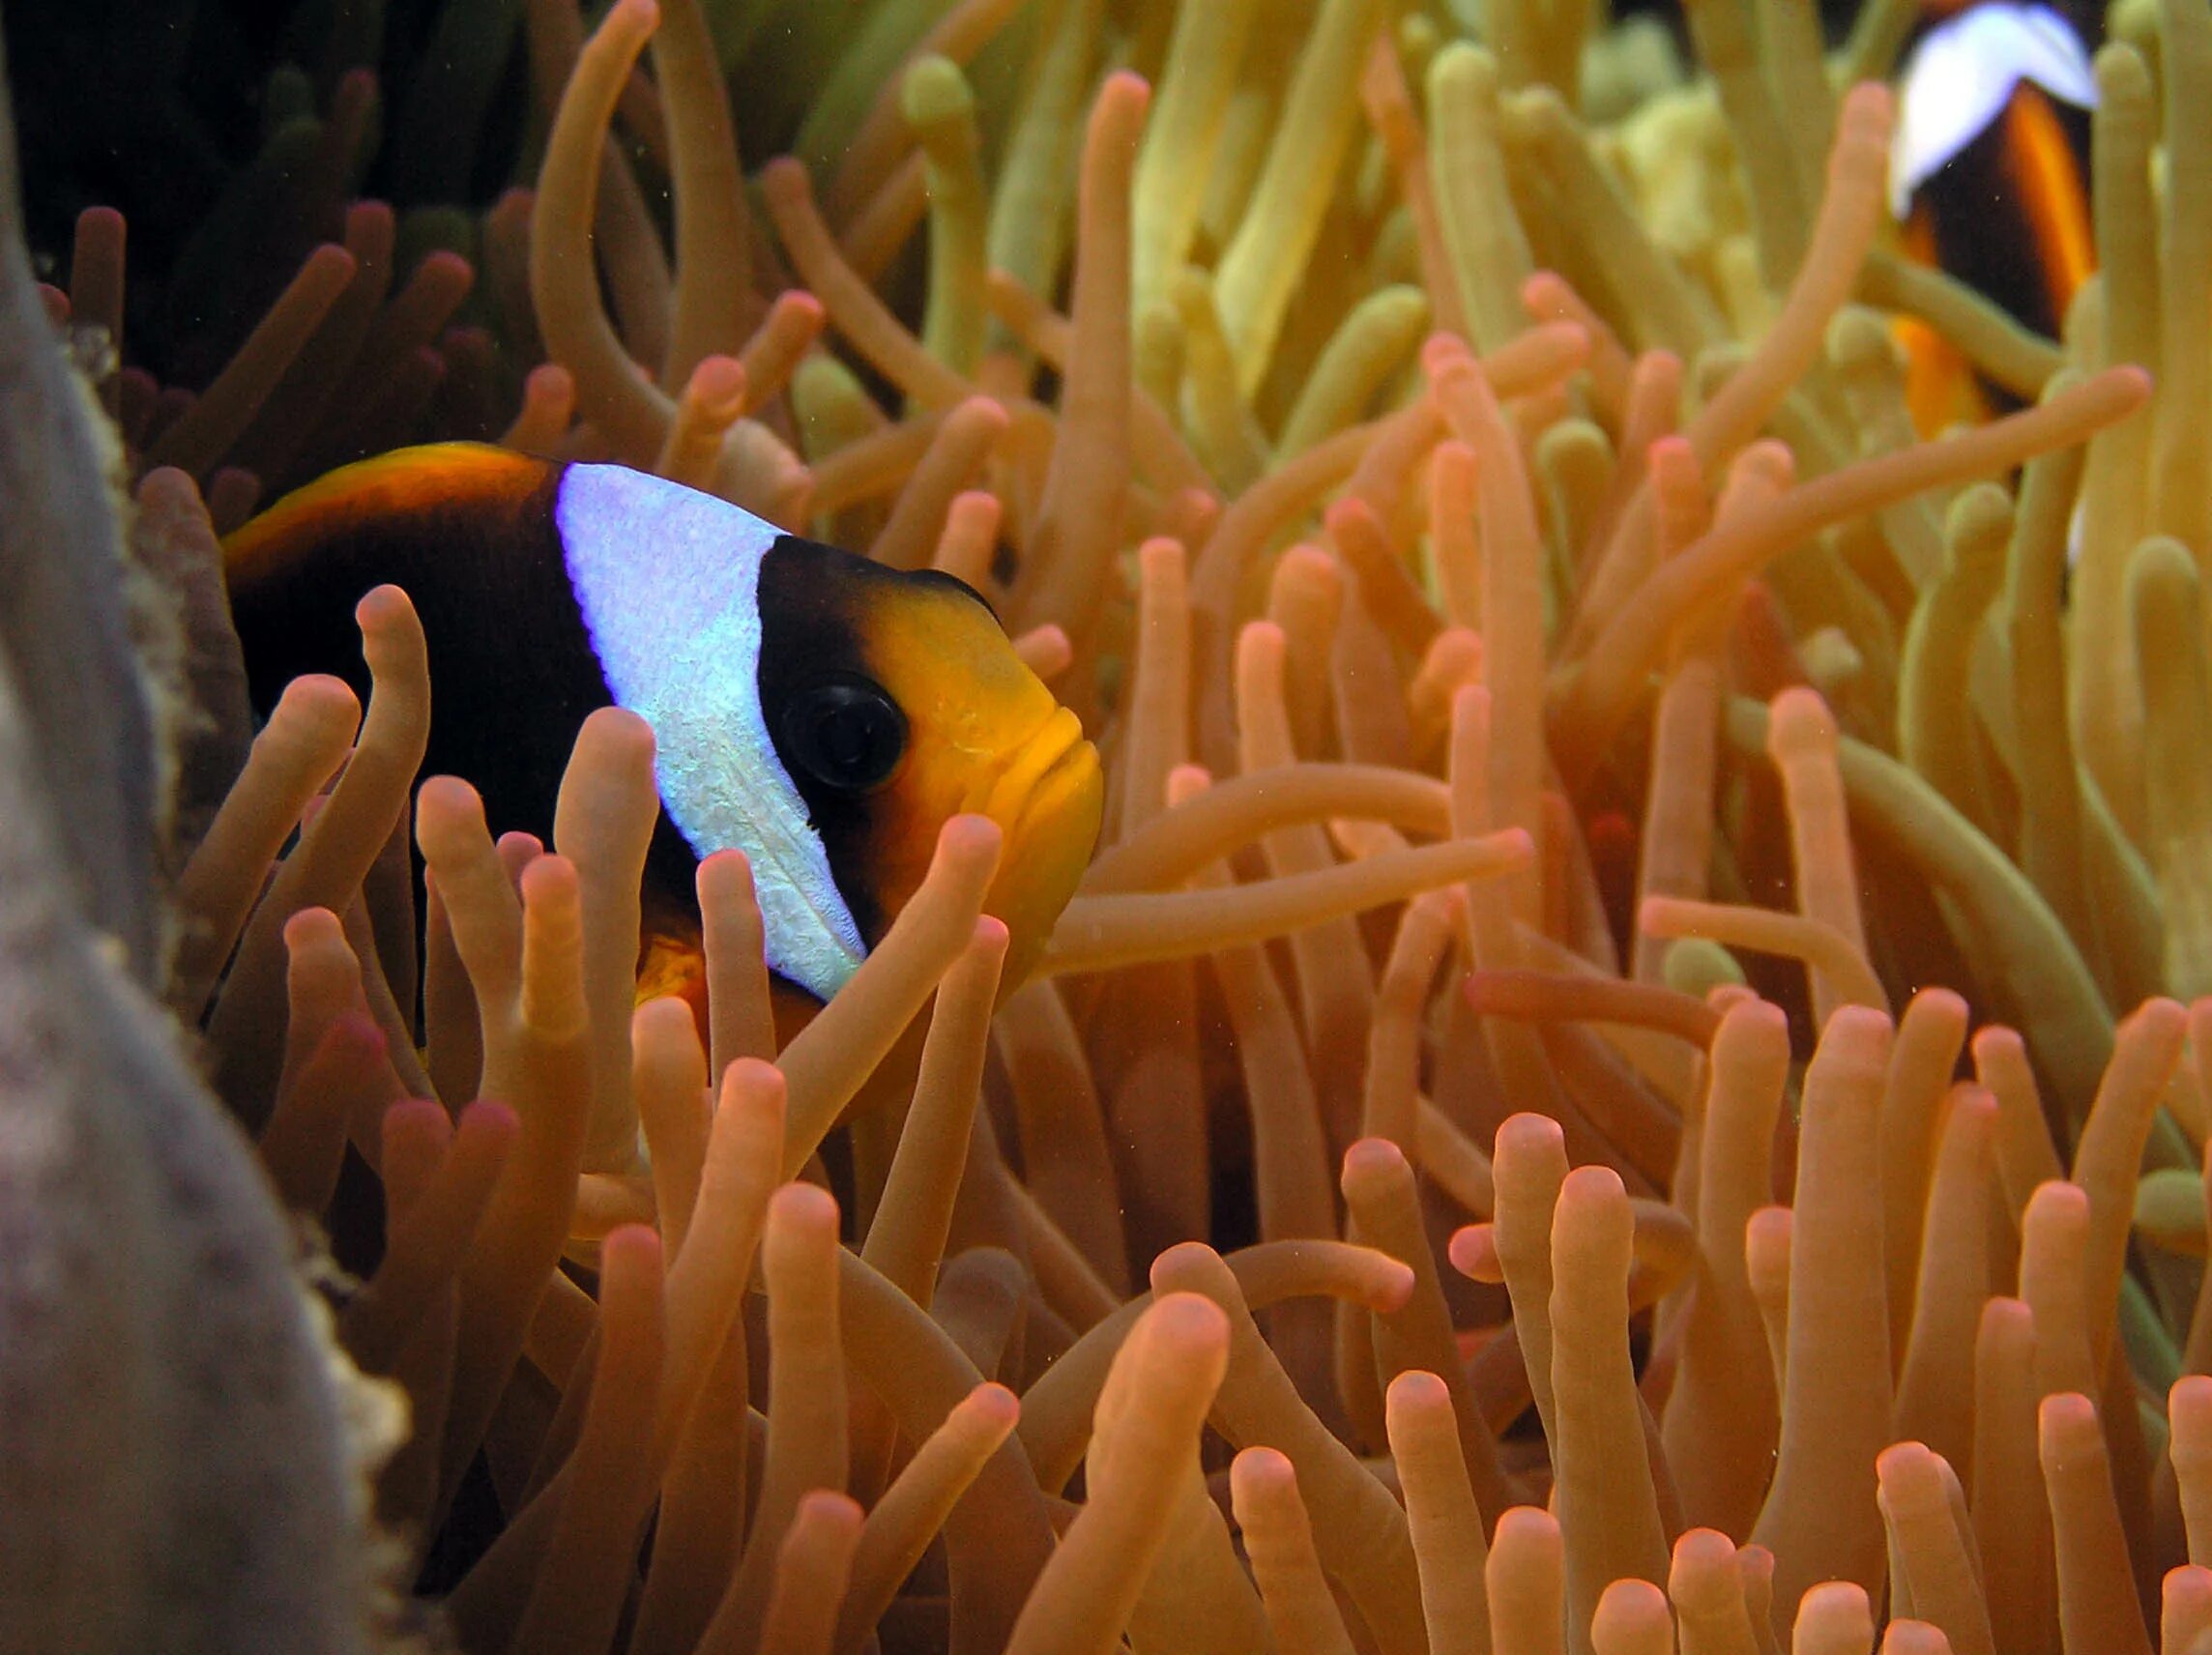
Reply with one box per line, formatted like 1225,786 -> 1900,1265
1888,0 -> 2097,426
222,442 -> 1104,1031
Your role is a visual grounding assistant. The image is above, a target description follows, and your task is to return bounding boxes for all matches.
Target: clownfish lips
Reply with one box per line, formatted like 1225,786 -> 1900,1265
967,705 -> 1094,836
961,705 -> 1103,988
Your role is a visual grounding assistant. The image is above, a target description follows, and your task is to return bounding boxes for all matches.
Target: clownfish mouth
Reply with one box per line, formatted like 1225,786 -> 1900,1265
961,704 -> 1103,988
969,705 -> 1095,839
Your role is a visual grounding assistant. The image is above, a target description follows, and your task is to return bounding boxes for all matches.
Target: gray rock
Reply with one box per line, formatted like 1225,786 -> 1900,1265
0,14 -> 388,1648
0,7 -> 156,977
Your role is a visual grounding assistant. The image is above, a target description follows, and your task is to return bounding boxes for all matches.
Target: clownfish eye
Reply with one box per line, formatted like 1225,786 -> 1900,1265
781,676 -> 908,794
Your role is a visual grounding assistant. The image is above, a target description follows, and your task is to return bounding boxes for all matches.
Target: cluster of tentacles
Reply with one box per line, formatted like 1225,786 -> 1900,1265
22,0 -> 2212,1650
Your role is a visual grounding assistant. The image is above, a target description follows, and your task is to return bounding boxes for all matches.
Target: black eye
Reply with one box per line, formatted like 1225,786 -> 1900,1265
780,677 -> 907,794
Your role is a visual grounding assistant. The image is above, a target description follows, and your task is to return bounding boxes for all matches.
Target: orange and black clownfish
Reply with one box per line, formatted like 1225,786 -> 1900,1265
1889,0 -> 2097,425
223,442 -> 1104,1028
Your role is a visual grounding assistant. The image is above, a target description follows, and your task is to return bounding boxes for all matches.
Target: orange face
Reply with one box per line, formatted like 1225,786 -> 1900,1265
844,576 -> 1103,996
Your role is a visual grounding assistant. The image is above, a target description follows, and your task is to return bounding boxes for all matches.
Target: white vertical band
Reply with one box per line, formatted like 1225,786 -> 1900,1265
556,465 -> 865,1000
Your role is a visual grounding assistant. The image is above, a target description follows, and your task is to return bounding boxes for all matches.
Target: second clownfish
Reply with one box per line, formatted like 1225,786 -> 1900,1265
223,442 -> 1104,1021
1889,0 -> 2096,422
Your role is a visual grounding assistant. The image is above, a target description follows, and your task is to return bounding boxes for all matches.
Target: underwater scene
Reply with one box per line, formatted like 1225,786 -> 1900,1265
9,0 -> 2212,1649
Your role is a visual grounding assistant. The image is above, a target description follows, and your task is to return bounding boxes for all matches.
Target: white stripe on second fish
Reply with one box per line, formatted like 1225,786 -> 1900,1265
1891,1 -> 2096,217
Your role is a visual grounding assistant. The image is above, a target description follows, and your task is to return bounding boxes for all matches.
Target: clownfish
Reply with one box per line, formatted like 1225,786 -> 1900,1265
1888,0 -> 2096,422
223,442 -> 1103,1018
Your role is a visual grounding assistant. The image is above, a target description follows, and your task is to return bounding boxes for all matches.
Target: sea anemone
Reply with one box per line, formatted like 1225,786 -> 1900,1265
13,0 -> 2212,1650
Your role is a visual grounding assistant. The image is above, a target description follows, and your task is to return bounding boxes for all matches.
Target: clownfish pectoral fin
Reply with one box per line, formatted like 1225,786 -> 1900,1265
632,912 -> 830,1058
1890,1 -> 2096,217
646,885 -> 840,1053
637,921 -> 710,1025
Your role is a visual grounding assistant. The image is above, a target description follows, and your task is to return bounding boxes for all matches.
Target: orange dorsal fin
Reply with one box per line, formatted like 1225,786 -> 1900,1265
222,442 -> 553,588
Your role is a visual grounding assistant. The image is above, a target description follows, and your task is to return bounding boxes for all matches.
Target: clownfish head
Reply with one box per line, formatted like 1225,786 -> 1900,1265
552,461 -> 1103,1002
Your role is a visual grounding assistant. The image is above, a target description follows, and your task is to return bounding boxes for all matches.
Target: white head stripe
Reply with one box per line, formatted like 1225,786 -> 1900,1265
556,464 -> 865,1000
1891,2 -> 2095,217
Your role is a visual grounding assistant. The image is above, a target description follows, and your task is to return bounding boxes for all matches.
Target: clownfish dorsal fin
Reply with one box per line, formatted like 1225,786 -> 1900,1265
222,442 -> 553,585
